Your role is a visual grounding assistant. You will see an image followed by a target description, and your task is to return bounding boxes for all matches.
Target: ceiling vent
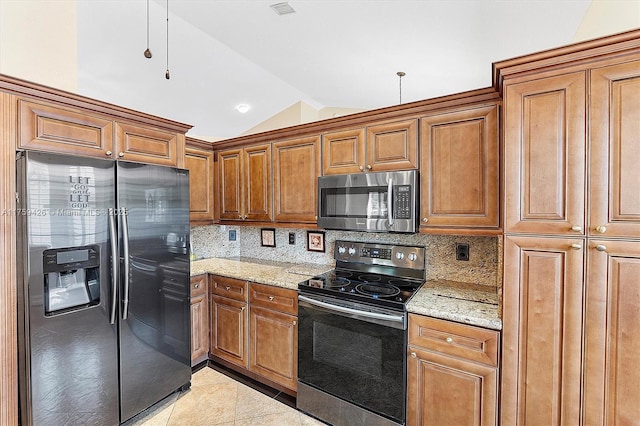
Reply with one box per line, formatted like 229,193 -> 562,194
270,2 -> 296,15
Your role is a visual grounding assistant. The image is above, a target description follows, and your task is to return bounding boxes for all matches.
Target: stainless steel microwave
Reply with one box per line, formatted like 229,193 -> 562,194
317,170 -> 418,233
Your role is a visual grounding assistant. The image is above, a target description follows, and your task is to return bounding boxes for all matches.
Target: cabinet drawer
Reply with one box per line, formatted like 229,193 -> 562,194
190,274 -> 207,298
408,314 -> 499,367
249,283 -> 297,315
210,275 -> 248,302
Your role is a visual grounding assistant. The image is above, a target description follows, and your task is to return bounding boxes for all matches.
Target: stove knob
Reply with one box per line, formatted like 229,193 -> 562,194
408,253 -> 417,262
338,246 -> 346,254
348,247 -> 356,255
395,252 -> 405,260
339,287 -> 345,292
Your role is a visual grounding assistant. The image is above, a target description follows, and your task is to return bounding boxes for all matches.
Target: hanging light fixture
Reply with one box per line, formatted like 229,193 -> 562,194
143,0 -> 152,58
165,0 -> 170,79
397,71 -> 405,104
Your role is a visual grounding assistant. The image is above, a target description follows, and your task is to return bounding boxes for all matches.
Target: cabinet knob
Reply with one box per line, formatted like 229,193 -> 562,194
570,243 -> 582,250
118,152 -> 125,158
225,286 -> 230,291
595,225 -> 607,234
194,283 -> 200,289
105,150 -> 112,156
570,225 -> 582,232
595,244 -> 607,252
422,217 -> 429,223
410,352 -> 417,358
359,165 -> 364,172
241,306 -> 245,312
293,320 -> 297,326
366,164 -> 372,170
268,296 -> 274,301
446,337 -> 453,344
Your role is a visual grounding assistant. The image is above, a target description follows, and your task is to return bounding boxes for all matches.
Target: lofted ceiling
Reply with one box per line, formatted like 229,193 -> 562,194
76,0 -> 596,139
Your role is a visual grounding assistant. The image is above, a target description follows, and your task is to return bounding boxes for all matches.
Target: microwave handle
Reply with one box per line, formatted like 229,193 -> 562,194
387,178 -> 394,226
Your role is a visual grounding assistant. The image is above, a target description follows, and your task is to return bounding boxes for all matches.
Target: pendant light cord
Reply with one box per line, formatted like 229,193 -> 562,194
143,0 -> 152,58
165,0 -> 170,79
397,71 -> 405,104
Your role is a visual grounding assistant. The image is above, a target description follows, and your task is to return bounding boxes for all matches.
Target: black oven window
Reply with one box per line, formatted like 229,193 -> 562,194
313,322 -> 382,377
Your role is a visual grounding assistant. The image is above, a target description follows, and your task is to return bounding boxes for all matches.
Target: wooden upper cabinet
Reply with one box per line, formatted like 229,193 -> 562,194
273,136 -> 321,223
589,60 -> 640,239
583,240 -> 640,425
18,98 -> 113,158
504,71 -> 586,236
114,122 -> 181,166
366,118 -> 418,172
218,144 -> 272,222
185,140 -> 215,223
322,119 -> 418,175
322,127 -> 365,175
218,149 -> 242,220
243,144 -> 272,221
17,98 -> 185,167
501,235 -> 585,426
420,105 -> 499,230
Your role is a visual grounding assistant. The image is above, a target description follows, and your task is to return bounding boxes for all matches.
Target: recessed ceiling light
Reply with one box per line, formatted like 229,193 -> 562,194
270,2 -> 296,16
236,104 -> 250,113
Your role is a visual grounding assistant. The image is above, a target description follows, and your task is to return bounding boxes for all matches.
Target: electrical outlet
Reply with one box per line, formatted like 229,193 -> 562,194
456,243 -> 469,261
229,230 -> 236,241
288,232 -> 296,245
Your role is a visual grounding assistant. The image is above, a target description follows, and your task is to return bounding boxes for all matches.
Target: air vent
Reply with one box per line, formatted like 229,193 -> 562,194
270,2 -> 296,15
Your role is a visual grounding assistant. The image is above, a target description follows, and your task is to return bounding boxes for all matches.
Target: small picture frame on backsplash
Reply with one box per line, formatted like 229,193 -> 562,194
261,228 -> 276,247
307,231 -> 325,252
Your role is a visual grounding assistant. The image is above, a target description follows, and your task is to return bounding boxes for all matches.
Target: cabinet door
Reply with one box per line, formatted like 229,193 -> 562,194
407,345 -> 498,426
504,72 -> 586,235
18,98 -> 113,158
583,240 -> 640,425
366,118 -> 418,172
185,146 -> 214,223
420,106 -> 499,229
218,149 -> 243,220
190,275 -> 208,366
322,128 -> 365,175
501,236 -> 585,425
589,60 -> 640,239
243,144 -> 272,221
273,136 -> 321,222
249,305 -> 297,391
210,295 -> 248,368
114,122 -> 180,166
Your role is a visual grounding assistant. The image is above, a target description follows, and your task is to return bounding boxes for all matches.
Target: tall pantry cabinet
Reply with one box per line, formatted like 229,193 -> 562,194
496,31 -> 640,426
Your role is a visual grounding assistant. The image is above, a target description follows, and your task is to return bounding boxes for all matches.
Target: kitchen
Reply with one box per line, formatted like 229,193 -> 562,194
1,1 -> 640,425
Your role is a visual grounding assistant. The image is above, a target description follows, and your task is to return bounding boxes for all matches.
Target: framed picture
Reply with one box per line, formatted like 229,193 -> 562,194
307,231 -> 325,252
260,228 -> 276,247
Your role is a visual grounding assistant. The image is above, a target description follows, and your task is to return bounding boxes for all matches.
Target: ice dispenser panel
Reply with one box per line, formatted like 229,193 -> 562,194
43,245 -> 100,315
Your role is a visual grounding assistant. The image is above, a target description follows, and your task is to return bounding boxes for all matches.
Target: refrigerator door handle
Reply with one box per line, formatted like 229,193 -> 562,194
121,207 -> 131,320
108,208 -> 118,325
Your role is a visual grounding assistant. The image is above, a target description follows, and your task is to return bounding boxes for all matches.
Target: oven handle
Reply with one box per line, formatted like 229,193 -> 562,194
299,295 -> 405,325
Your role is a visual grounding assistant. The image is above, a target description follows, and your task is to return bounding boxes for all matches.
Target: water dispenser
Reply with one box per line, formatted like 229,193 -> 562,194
43,245 -> 100,315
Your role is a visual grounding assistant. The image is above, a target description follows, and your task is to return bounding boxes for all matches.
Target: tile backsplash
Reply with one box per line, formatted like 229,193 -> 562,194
191,225 -> 502,289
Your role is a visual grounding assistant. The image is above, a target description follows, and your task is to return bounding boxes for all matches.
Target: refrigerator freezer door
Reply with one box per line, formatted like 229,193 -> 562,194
19,152 -> 119,426
116,161 -> 191,422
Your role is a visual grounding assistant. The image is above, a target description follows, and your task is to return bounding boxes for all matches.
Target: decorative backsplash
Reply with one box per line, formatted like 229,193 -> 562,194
191,225 -> 502,289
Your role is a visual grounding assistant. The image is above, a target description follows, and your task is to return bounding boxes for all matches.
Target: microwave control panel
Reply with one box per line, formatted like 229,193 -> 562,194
393,185 -> 412,219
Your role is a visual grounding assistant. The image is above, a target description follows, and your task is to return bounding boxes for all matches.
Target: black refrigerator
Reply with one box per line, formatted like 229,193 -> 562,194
17,151 -> 192,425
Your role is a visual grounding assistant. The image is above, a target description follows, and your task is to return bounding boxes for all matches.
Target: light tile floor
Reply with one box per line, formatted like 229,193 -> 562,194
123,366 -> 326,425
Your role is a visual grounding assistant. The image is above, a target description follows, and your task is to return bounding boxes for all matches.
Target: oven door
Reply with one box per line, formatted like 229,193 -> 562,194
298,294 -> 407,424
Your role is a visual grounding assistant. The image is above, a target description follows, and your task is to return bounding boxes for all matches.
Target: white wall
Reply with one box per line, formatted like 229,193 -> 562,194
0,0 -> 77,92
574,0 -> 640,42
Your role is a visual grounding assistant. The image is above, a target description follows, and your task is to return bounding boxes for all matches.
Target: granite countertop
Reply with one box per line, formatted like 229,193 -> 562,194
192,257 -> 502,330
406,280 -> 501,330
191,257 -> 333,289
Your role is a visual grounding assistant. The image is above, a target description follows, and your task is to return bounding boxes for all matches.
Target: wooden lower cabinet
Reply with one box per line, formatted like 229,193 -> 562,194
583,240 -> 640,425
407,315 -> 499,426
190,275 -> 209,366
210,294 -> 248,369
501,235 -> 585,425
249,306 -> 297,391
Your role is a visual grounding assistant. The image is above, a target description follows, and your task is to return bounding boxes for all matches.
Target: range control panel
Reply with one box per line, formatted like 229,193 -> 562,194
334,240 -> 425,270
